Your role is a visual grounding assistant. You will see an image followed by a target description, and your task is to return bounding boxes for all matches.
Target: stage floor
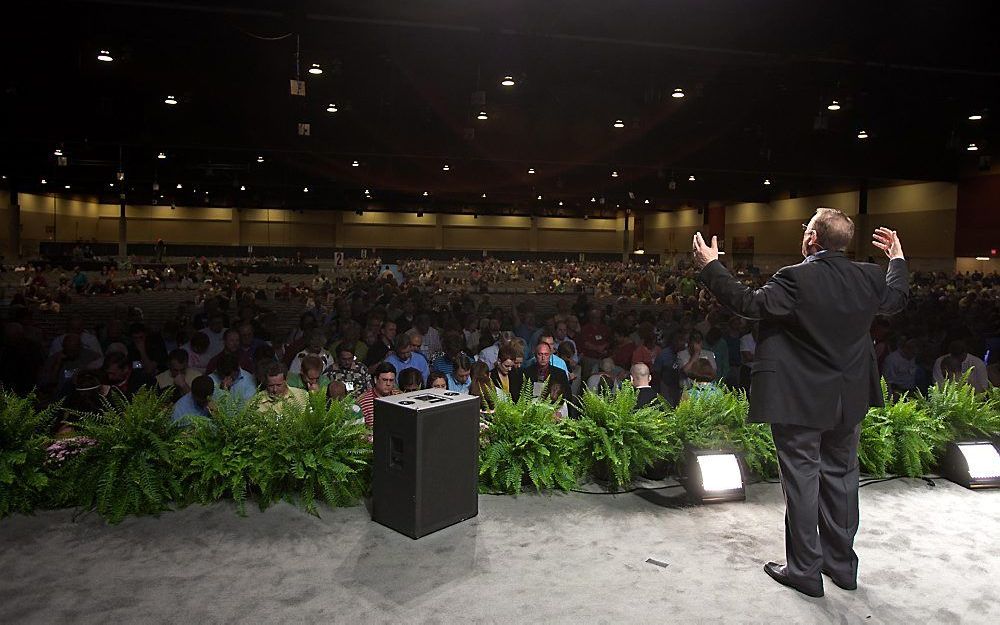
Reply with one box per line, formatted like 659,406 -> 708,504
2,478 -> 999,624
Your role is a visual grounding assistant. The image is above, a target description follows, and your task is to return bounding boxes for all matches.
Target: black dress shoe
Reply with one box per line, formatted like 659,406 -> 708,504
763,562 -> 824,598
821,568 -> 857,591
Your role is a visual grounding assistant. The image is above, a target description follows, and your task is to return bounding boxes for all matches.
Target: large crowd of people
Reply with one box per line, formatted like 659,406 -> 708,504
2,252 -> 998,434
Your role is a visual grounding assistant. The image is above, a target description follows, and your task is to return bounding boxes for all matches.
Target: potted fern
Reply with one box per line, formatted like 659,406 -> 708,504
478,384 -> 579,494
1,390 -> 59,517
859,380 -> 949,478
924,375 -> 1000,442
570,382 -> 677,490
52,387 -> 182,524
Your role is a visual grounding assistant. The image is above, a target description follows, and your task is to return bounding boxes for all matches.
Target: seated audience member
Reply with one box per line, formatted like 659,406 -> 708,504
526,333 -> 570,375
182,331 -> 213,372
490,342 -> 524,400
155,349 -> 200,403
987,349 -> 1000,389
128,323 -> 167,376
468,361 -> 495,411
49,316 -> 103,356
58,370 -> 110,434
205,328 -> 241,375
446,354 -> 473,394
257,361 -> 309,413
171,375 -> 215,424
413,314 -> 442,361
680,358 -> 722,402
326,379 -> 348,402
252,344 -> 278,387
426,371 -> 448,390
631,322 -> 660,370
629,363 -> 657,408
611,326 -> 636,371
523,340 -> 570,398
932,340 -> 989,392
288,355 -> 329,393
102,351 -> 154,398
385,333 -> 430,384
365,320 -> 397,367
357,362 -> 398,427
587,357 -> 621,392
477,330 -> 514,371
882,338 -> 920,395
210,353 -> 257,404
201,312 -> 228,359
289,329 -> 333,375
397,367 -> 424,393
325,342 -> 371,395
236,322 -> 267,372
675,330 -> 717,391
557,340 -> 582,396
704,326 -> 730,382
40,332 -> 102,398
431,332 -> 466,377
577,308 -> 612,379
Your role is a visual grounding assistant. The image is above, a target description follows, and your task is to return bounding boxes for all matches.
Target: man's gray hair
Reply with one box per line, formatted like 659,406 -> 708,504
813,207 -> 855,252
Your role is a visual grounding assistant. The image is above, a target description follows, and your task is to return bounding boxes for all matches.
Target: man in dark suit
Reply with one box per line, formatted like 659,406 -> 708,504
692,208 -> 908,598
522,340 -> 570,400
630,362 -> 658,407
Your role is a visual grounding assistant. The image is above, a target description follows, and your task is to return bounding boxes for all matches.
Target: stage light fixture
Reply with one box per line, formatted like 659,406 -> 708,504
613,119 -> 625,128
682,449 -> 747,503
97,50 -> 113,62
688,175 -> 696,181
857,130 -> 869,139
309,63 -> 323,75
527,167 -> 535,174
967,143 -> 979,151
477,111 -> 488,120
941,441 -> 1000,489
157,152 -> 166,159
827,100 -> 841,111
501,75 -> 515,86
327,103 -> 338,113
164,95 -> 178,105
672,87 -> 685,98
764,178 -> 772,186
257,156 -> 264,163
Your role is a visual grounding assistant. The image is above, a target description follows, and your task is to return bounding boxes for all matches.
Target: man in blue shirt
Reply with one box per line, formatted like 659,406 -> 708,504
171,375 -> 215,424
209,353 -> 257,404
384,333 -> 429,385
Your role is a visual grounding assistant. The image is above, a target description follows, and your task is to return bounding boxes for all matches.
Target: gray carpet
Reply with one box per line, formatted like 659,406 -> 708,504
2,479 -> 999,624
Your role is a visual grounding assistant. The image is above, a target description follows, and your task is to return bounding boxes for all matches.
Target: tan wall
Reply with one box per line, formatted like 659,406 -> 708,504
645,208 -> 702,254
955,257 -> 998,274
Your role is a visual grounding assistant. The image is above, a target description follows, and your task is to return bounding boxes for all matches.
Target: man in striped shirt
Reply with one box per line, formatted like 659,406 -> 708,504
357,361 -> 398,427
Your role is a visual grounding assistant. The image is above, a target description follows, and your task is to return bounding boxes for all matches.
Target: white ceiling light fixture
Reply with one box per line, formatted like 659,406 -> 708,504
611,170 -> 619,178
558,201 -> 564,206
97,50 -> 113,62
501,75 -> 515,87
644,199 -> 650,204
968,143 -> 979,151
64,185 -> 71,189
613,119 -> 625,128
481,193 -> 487,198
256,155 -> 264,163
527,167 -> 535,175
857,130 -> 869,139
764,178 -> 772,186
176,183 -> 183,189
164,95 -> 178,105
109,182 -> 114,187
688,174 -> 696,182
240,185 -> 246,191
157,152 -> 167,159
968,113 -> 983,121
537,194 -> 542,200
442,164 -> 450,171
477,111 -> 488,120
53,148 -> 63,156
303,186 -> 309,192
308,63 -> 323,75
41,178 -> 47,184
326,103 -> 338,113
422,191 -> 429,196
672,87 -> 685,99
590,197 -> 596,202
827,100 -> 841,111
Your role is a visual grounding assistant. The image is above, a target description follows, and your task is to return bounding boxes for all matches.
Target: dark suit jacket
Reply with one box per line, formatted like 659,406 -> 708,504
699,253 -> 908,428
522,364 -> 570,399
490,367 -> 525,402
635,385 -> 658,408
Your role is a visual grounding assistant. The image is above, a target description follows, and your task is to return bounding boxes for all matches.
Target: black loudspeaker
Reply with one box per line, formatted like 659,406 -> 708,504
372,388 -> 481,539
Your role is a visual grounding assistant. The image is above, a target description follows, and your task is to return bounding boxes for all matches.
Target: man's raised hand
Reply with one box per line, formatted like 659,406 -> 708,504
692,232 -> 719,270
872,227 -> 904,260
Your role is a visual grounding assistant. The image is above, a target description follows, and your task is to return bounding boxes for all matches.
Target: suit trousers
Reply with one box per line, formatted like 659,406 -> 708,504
770,421 -> 861,588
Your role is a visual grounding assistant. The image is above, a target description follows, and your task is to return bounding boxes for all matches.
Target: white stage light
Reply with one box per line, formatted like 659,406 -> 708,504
942,442 -> 1000,489
683,449 -> 747,503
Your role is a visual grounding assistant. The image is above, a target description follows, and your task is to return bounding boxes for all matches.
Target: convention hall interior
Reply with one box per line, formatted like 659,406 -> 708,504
2,1 -> 999,623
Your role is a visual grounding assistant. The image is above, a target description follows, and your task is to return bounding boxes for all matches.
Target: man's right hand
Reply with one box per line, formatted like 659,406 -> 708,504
872,227 -> 904,260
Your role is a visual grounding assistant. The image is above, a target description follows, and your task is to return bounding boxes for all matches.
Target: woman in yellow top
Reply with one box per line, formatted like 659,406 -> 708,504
489,342 -> 524,401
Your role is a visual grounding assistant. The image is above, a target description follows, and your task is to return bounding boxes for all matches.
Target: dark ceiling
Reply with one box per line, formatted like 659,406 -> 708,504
1,0 -> 997,215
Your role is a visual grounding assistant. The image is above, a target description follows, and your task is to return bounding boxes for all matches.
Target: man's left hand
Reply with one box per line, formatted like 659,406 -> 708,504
692,232 -> 719,270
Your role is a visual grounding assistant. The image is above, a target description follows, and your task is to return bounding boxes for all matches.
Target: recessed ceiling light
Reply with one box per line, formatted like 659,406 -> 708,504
64,185 -> 70,189
968,113 -> 983,121
688,175 -> 696,181
827,100 -> 841,111
644,199 -> 650,204
41,178 -> 47,184
763,178 -> 772,186
967,143 -> 979,151
527,167 -> 535,174
308,63 -> 323,75
97,50 -> 113,62
537,195 -> 542,200
558,201 -> 564,206
256,155 -> 264,163
613,119 -> 625,128
477,111 -> 488,120
501,75 -> 515,87
303,186 -> 309,192
109,182 -> 114,187
857,130 -> 869,139
326,103 -> 338,113
442,164 -> 450,171
590,197 -> 596,202
481,193 -> 487,198
352,160 -> 359,167
53,148 -> 63,156
176,183 -> 183,189
672,87 -> 685,99
240,185 -> 246,191
611,170 -> 619,178
164,95 -> 178,105
157,152 -> 166,159
422,191 -> 429,196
